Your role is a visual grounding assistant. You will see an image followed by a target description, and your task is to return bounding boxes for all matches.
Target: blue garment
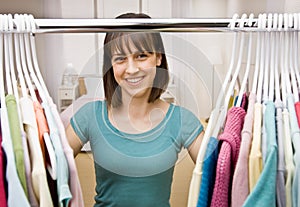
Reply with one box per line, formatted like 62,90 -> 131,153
71,100 -> 203,207
196,136 -> 218,207
275,100 -> 286,207
286,94 -> 300,207
243,101 -> 277,207
42,102 -> 72,207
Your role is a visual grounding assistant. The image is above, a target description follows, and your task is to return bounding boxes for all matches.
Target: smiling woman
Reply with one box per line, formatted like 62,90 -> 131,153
66,12 -> 204,207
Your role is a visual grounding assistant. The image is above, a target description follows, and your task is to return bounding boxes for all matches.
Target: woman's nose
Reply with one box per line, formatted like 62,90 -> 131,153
125,58 -> 139,73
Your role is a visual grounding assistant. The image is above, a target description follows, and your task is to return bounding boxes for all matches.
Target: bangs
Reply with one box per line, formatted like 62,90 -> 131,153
108,32 -> 158,56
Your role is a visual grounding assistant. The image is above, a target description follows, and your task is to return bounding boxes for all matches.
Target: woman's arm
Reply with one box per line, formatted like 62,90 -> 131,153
66,124 -> 84,157
188,130 -> 204,163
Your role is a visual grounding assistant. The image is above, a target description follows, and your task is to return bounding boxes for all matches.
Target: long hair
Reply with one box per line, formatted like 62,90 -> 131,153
102,13 -> 169,108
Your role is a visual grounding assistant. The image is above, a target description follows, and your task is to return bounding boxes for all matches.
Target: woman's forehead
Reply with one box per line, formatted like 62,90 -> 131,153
110,33 -> 153,54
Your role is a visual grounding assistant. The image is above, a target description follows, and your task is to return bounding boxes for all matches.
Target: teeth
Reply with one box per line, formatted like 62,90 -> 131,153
126,77 -> 143,83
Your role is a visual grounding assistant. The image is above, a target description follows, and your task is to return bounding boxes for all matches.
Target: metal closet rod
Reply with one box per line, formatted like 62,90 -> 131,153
33,18 -> 261,33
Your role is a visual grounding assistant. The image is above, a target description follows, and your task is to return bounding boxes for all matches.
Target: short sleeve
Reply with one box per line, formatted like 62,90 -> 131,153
70,102 -> 96,144
178,107 -> 203,149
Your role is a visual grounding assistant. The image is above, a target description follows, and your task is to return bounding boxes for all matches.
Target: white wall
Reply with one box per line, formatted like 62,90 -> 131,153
2,0 -> 300,118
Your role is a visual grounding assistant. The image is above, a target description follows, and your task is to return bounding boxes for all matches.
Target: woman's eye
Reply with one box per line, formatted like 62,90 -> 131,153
113,56 -> 126,63
137,53 -> 148,59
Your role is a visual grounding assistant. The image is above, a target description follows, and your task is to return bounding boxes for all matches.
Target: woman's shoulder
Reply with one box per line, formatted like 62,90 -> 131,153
77,99 -> 105,114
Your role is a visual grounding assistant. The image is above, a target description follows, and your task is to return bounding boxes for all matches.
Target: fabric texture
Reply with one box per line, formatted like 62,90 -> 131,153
196,136 -> 218,207
294,101 -> 300,127
42,100 -> 72,207
49,96 -> 85,207
275,100 -> 286,207
20,97 -> 53,207
0,110 -> 8,207
243,101 -> 277,207
282,108 -> 295,207
71,100 -> 203,207
231,92 -> 255,207
210,106 -> 246,207
248,103 -> 263,191
5,94 -> 27,196
1,107 -> 30,206
286,94 -> 300,207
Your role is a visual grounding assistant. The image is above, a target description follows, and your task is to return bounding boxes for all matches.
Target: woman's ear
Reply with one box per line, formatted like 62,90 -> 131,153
156,53 -> 162,66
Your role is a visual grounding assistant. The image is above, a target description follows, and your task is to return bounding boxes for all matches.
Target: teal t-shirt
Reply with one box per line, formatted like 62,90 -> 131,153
71,100 -> 203,207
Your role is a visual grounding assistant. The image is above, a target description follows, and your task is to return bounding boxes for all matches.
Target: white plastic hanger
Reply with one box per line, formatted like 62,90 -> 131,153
188,14 -> 240,207
3,15 -> 13,96
262,13 -> 272,103
289,14 -> 299,102
7,14 -> 24,130
211,13 -> 248,138
267,13 -> 274,102
283,13 -> 292,97
13,14 -> 28,99
270,13 -> 278,102
294,14 -> 300,92
28,14 -> 51,100
274,14 -> 281,104
251,14 -> 262,96
293,13 -> 300,95
17,14 -> 38,102
0,15 -> 6,102
236,13 -> 255,107
23,14 -> 57,180
278,14 -> 287,107
256,14 -> 267,104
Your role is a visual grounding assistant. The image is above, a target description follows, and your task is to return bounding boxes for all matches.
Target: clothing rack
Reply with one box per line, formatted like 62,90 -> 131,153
32,18 -> 260,33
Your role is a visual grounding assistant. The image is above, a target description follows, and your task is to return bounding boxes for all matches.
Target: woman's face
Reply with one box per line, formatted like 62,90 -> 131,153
111,41 -> 162,100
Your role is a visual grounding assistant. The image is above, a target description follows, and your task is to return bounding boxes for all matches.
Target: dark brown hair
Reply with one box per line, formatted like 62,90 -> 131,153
103,13 -> 169,108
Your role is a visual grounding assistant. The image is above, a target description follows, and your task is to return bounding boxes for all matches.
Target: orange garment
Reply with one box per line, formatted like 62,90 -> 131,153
33,101 -> 49,164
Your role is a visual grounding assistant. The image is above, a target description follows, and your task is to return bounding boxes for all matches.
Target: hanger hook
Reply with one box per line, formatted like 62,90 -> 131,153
284,13 -> 289,31
267,13 -> 273,31
239,13 -> 247,28
248,13 -> 254,27
293,13 -> 298,30
273,13 -> 278,30
24,14 -> 31,33
29,14 -> 36,34
230,13 -> 239,30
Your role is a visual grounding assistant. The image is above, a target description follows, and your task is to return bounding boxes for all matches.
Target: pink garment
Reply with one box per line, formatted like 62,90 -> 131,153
210,107 -> 246,207
0,130 -> 7,207
47,97 -> 84,207
294,102 -> 300,128
231,93 -> 256,207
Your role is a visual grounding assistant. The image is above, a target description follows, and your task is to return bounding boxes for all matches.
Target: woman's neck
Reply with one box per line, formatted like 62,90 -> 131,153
108,98 -> 169,134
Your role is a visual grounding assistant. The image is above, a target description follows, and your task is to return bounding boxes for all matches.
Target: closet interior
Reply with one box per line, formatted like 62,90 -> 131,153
1,1 -> 300,206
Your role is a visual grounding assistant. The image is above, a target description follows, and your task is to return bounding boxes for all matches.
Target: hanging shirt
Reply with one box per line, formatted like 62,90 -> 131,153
282,108 -> 295,207
243,101 -> 277,207
275,100 -> 286,207
42,100 -> 72,207
1,107 -> 30,207
286,94 -> 300,207
71,101 -> 203,207
196,136 -> 218,207
19,97 -> 53,207
248,103 -> 263,191
5,94 -> 27,196
210,106 -> 246,207
294,101 -> 300,127
48,97 -> 84,207
33,101 -> 57,180
22,130 -> 39,207
0,108 -> 7,207
231,92 -> 256,207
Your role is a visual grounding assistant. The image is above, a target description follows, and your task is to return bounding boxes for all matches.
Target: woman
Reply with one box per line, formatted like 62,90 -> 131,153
66,12 -> 204,207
